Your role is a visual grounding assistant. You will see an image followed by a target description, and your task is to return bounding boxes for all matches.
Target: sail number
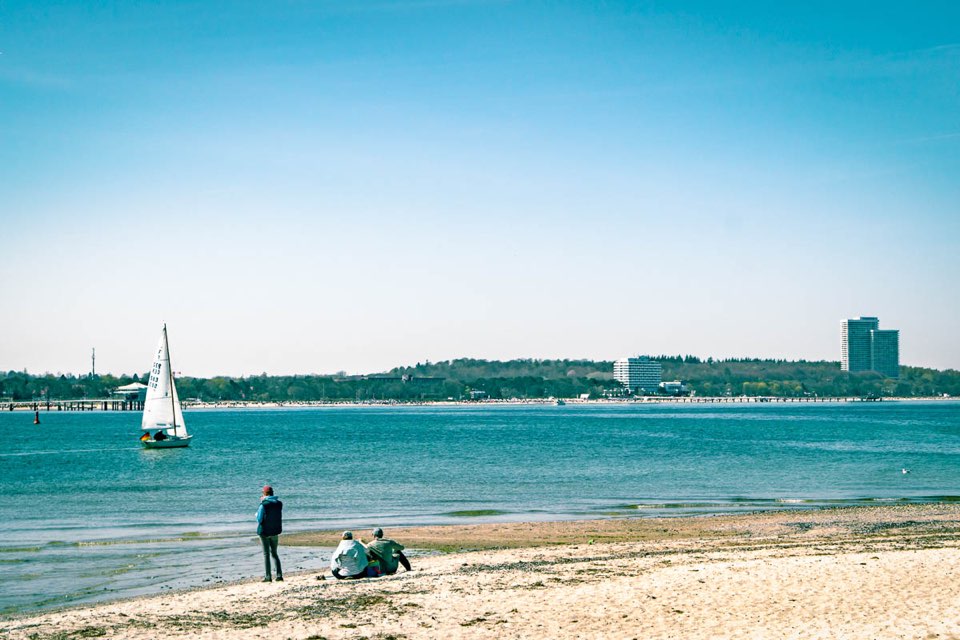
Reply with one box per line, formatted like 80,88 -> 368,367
149,362 -> 162,389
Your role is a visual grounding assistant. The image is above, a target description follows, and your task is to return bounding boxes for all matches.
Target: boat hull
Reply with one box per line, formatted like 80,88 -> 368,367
141,435 -> 192,449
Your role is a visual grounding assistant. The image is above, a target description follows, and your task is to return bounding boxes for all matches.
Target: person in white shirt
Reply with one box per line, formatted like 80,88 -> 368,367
330,531 -> 368,579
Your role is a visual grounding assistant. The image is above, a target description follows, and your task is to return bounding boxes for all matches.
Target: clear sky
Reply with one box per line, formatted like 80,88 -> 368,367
1,1 -> 958,377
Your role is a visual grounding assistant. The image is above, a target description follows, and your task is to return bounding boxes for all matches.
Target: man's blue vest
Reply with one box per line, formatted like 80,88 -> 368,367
258,498 -> 283,536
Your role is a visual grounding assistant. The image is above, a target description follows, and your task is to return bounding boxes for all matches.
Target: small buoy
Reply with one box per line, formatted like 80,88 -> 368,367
33,410 -> 40,425
902,468 -> 910,474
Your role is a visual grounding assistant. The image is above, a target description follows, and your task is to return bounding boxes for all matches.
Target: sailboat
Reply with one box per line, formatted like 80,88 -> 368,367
140,324 -> 192,449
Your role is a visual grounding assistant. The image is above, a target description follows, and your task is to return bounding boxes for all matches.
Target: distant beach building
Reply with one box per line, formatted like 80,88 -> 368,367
870,329 -> 900,378
613,356 -> 662,394
113,382 -> 148,401
841,316 -> 900,378
841,317 -> 877,372
659,380 -> 688,396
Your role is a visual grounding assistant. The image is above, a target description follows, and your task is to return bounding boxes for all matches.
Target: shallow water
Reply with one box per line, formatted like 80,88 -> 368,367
2,401 -> 959,613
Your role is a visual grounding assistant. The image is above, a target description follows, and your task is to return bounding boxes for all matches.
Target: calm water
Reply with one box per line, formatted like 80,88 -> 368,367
2,401 -> 959,614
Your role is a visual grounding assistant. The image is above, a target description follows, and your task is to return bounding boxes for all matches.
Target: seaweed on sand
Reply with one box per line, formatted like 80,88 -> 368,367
161,609 -> 284,630
26,628 -> 106,640
296,594 -> 392,619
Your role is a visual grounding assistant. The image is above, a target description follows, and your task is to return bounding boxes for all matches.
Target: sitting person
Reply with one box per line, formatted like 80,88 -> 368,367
364,527 -> 411,575
154,430 -> 167,441
330,531 -> 368,579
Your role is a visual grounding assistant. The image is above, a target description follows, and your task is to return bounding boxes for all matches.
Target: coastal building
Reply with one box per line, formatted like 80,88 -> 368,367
659,380 -> 688,396
870,329 -> 900,378
112,382 -> 148,401
841,316 -> 900,378
841,317 -> 878,372
613,356 -> 662,394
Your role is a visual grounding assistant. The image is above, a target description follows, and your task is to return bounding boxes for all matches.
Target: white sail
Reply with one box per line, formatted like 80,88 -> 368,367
141,325 -> 187,437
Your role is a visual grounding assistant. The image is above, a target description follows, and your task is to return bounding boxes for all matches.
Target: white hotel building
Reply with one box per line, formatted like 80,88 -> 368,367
613,356 -> 662,394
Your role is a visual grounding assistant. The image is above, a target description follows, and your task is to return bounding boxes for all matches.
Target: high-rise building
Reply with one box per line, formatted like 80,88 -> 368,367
870,329 -> 900,378
841,316 -> 878,372
613,356 -> 662,393
841,316 -> 900,378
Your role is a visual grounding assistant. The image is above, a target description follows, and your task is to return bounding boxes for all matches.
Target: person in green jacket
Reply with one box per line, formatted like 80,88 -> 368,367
364,528 -> 411,575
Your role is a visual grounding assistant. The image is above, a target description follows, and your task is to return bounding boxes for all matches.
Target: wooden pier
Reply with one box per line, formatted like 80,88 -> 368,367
629,395 -> 881,404
3,395 -> 886,412
5,399 -> 145,412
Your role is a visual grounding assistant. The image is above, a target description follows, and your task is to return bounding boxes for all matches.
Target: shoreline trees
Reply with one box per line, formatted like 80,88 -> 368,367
2,358 -> 957,402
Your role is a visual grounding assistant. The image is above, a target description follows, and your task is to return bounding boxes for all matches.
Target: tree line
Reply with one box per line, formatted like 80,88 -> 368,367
2,357 -> 958,402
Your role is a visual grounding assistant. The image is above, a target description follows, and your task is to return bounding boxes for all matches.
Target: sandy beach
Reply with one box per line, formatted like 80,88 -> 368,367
3,504 -> 960,639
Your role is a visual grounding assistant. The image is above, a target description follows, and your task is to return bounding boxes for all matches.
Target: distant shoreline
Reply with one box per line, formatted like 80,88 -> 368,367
180,395 -> 956,410
3,395 -> 955,412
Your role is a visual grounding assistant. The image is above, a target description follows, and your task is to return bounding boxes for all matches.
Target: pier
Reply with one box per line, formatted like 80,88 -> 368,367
2,395 -> 890,412
627,395 -> 882,404
5,399 -> 144,412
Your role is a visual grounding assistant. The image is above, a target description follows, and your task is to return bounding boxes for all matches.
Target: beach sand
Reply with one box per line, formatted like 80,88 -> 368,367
3,504 -> 960,639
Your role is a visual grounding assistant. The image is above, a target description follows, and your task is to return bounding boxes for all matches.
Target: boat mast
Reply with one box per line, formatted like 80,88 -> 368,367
164,324 -> 178,436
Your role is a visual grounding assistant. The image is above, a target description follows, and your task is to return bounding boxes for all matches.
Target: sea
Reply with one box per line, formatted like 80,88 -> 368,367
2,401 -> 959,615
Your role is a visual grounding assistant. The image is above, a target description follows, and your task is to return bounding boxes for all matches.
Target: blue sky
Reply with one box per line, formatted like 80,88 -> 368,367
1,1 -> 958,376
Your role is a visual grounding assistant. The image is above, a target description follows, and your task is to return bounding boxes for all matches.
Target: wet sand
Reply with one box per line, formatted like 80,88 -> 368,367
3,504 -> 960,639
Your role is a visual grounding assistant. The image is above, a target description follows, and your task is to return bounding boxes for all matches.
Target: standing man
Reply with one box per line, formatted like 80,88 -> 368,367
257,485 -> 283,582
365,527 -> 412,575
